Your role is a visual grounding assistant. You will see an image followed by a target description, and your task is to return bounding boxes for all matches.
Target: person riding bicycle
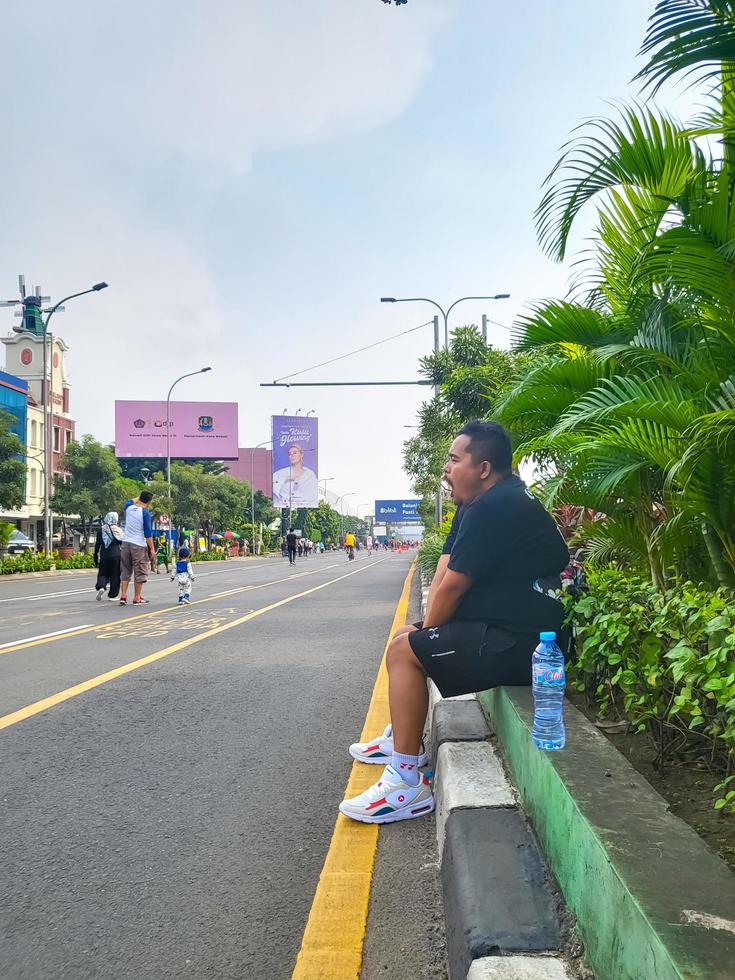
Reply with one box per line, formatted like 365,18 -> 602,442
344,530 -> 356,560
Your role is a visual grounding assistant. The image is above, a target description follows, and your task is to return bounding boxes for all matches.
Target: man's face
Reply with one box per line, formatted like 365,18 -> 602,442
443,435 -> 488,505
288,446 -> 302,465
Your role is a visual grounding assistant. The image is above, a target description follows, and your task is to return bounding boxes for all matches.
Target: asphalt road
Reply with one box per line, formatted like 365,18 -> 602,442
0,552 -> 447,979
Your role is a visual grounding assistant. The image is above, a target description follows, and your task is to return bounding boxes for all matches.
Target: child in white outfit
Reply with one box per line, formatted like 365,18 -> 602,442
171,547 -> 195,604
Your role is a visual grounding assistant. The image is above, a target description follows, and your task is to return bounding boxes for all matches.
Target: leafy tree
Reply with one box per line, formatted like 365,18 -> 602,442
403,327 -> 523,524
0,411 -> 25,510
51,436 -> 124,551
496,6 -> 735,588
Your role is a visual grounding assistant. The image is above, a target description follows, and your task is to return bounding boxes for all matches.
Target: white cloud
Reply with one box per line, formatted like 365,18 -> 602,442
0,0 -> 454,475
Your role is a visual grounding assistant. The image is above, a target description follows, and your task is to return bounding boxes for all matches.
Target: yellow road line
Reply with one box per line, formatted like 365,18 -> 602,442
291,560 -> 414,980
0,560 -> 387,732
0,559 -> 347,657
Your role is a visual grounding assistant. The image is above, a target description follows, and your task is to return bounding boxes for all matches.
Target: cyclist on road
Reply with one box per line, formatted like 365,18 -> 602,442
344,530 -> 356,561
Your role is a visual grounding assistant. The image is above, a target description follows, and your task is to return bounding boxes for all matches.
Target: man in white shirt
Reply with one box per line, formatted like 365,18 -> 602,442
119,490 -> 156,606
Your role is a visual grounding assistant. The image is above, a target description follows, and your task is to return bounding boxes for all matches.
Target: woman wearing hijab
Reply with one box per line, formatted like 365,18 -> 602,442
93,511 -> 123,601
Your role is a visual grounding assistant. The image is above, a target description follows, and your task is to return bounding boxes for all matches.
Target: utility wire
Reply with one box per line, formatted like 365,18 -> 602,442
273,319 -> 434,383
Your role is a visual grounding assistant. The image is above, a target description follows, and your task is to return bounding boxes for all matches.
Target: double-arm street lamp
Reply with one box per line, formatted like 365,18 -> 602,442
380,293 -> 510,526
36,282 -> 108,556
166,366 -> 212,545
380,294 -> 510,349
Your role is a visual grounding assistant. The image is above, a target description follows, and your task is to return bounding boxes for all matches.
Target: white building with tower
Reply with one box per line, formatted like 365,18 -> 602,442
1,326 -> 76,542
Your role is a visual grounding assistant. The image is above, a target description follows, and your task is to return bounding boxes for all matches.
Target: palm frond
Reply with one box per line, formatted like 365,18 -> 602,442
637,0 -> 735,94
536,104 -> 706,260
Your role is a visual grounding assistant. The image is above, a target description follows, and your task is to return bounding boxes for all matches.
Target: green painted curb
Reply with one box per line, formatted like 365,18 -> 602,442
477,687 -> 735,980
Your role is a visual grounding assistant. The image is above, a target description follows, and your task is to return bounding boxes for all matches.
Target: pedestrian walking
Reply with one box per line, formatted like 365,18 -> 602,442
286,528 -> 298,565
119,490 -> 156,606
93,511 -> 123,601
155,533 -> 170,575
171,547 -> 195,604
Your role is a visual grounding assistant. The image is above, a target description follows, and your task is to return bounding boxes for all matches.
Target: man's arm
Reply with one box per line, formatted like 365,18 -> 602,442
423,567 -> 473,628
142,509 -> 155,559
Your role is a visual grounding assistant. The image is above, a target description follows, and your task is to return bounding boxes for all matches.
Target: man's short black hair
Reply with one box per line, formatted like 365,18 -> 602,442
139,489 -> 154,504
456,420 -> 512,474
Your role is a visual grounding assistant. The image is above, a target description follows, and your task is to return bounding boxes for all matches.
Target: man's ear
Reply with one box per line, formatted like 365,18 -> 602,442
479,460 -> 492,480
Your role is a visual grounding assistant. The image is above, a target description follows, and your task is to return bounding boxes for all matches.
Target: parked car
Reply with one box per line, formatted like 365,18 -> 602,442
7,530 -> 36,555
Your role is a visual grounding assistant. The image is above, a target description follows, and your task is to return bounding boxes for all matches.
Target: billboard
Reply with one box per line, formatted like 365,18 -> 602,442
374,499 -> 422,523
115,401 -> 239,459
271,415 -> 318,508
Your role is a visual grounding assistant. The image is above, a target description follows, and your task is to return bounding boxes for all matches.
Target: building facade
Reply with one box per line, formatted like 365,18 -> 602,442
1,331 -> 76,540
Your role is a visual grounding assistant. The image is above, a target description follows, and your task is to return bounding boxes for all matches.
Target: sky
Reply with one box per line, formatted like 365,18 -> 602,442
0,1 -> 697,516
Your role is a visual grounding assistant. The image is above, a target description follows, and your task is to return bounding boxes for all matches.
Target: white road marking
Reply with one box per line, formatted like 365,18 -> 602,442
0,624 -> 94,650
0,588 -> 93,604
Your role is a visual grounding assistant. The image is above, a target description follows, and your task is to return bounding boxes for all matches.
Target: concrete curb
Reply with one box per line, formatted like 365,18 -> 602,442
478,686 -> 735,980
420,572 -> 573,980
421,566 -> 735,979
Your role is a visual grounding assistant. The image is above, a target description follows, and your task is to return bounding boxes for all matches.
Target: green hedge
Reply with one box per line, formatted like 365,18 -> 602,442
0,551 -> 99,574
190,551 -> 228,562
0,553 -> 54,575
565,568 -> 735,812
55,552 -> 95,570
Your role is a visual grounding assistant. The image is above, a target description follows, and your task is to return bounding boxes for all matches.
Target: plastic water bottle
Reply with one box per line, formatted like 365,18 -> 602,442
532,630 -> 566,750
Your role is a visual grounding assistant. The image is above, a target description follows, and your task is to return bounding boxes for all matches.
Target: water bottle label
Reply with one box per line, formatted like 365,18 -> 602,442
533,665 -> 565,686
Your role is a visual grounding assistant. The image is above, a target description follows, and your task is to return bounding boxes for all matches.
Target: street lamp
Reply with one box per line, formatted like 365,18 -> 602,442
337,491 -> 357,540
319,477 -> 334,501
166,366 -> 212,546
380,293 -> 510,348
250,440 -> 272,556
380,293 -> 509,527
37,282 -> 108,556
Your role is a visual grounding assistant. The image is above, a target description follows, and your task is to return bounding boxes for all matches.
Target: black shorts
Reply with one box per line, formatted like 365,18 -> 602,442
408,621 -> 539,698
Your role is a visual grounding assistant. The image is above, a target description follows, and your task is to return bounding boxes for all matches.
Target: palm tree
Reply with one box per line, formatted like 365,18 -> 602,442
500,90 -> 735,587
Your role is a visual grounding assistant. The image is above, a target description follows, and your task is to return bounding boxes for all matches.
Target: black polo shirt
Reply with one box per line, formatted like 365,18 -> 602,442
447,475 -> 569,633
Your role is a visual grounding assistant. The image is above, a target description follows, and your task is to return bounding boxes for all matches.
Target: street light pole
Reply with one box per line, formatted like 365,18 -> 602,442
318,477 -> 334,501
381,293 -> 510,527
166,366 -> 211,549
250,440 -> 272,556
337,492 -> 357,541
40,282 -> 108,557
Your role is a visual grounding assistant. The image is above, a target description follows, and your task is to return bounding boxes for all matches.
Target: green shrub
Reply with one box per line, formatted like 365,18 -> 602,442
0,553 -> 54,575
564,568 -> 735,808
55,553 -> 96,570
417,509 -> 455,578
418,533 -> 445,577
190,550 -> 227,562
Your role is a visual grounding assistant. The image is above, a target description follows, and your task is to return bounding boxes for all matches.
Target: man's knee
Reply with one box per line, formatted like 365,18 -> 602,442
387,630 -> 420,672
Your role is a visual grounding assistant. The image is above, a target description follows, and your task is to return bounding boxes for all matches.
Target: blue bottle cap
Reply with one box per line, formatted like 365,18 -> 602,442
539,630 -> 557,642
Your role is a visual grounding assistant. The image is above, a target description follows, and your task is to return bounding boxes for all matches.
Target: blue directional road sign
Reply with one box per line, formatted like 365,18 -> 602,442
374,499 -> 422,523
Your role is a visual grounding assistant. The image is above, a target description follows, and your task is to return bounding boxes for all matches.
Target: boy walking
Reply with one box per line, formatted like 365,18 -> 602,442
171,547 -> 195,604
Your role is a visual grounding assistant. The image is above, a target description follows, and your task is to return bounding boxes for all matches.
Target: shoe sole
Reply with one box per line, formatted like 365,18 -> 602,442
339,796 -> 435,824
349,747 -> 429,766
96,590 -> 104,601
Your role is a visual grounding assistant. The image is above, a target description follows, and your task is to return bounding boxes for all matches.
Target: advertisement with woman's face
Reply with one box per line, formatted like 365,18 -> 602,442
271,415 -> 319,508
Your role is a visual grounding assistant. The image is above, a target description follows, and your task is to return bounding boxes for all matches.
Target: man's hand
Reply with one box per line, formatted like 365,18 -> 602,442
424,567 -> 473,628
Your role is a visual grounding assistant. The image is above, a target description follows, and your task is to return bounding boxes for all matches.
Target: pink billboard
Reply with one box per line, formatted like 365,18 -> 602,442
114,401 -> 239,459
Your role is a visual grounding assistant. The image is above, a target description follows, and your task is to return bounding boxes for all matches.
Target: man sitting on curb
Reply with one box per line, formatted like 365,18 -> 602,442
339,421 -> 569,824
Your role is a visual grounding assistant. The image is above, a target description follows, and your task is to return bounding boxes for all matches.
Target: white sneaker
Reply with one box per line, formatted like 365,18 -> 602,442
349,724 -> 428,766
339,766 -> 434,824
96,588 -> 105,602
